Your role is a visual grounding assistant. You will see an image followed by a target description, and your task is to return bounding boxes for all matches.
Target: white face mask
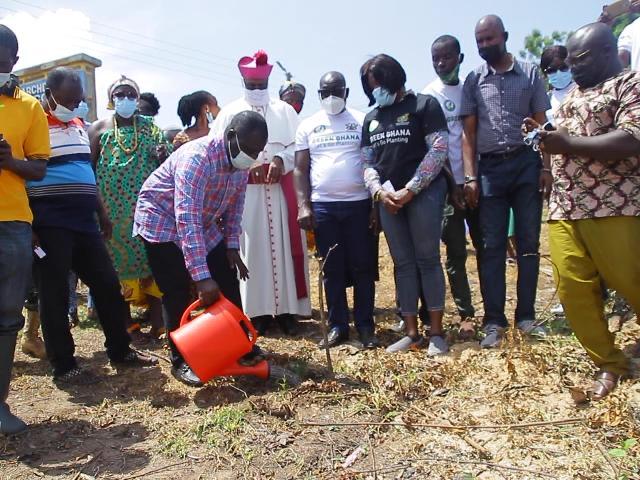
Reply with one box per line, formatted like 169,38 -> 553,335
52,104 -> 78,123
244,87 -> 270,107
320,95 -> 346,115
206,110 -> 215,124
228,133 -> 255,170
0,72 -> 10,88
47,92 -> 82,123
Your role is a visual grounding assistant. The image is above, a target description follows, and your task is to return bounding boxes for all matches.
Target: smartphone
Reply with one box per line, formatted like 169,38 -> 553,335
606,0 -> 631,18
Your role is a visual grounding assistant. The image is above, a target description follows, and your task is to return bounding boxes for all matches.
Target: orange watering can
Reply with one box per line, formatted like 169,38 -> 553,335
170,295 -> 270,383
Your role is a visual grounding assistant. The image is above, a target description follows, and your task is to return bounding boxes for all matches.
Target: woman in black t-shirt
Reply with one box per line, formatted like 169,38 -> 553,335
360,54 -> 450,355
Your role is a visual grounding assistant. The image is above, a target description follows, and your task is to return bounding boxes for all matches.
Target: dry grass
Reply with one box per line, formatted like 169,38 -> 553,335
1,225 -> 639,479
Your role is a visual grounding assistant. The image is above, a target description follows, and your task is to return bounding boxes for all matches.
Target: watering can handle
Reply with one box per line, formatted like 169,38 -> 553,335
178,296 -> 259,345
179,299 -> 204,328
241,312 -> 258,345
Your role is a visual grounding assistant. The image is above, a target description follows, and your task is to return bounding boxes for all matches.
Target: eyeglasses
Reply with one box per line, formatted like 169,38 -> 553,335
543,65 -> 569,75
112,92 -> 138,100
318,87 -> 346,99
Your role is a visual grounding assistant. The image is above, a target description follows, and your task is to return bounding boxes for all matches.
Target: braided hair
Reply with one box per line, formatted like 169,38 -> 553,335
177,90 -> 216,127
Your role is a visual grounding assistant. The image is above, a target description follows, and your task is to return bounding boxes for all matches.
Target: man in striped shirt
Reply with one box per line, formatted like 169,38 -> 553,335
28,68 -> 156,386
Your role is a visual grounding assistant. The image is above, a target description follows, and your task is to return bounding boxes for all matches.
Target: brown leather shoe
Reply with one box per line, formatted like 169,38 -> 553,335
588,371 -> 620,401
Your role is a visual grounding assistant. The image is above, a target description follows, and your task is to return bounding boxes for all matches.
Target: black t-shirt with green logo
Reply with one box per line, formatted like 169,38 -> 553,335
361,92 -> 447,190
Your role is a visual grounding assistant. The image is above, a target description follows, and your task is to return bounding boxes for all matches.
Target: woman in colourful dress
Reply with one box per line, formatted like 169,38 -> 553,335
89,76 -> 171,338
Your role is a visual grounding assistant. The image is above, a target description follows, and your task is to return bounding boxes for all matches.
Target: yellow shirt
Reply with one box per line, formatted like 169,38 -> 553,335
0,87 -> 50,223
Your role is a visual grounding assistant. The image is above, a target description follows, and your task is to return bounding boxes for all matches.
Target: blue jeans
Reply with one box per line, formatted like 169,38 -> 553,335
313,199 -> 376,334
380,175 -> 447,316
0,221 -> 33,336
478,148 -> 542,327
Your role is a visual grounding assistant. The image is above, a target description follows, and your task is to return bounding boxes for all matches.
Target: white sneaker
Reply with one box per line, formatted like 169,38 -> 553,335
427,335 -> 449,356
550,304 -> 564,315
386,335 -> 425,353
517,320 -> 548,337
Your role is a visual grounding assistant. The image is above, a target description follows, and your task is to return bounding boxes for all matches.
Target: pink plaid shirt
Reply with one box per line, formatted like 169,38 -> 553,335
134,136 -> 248,281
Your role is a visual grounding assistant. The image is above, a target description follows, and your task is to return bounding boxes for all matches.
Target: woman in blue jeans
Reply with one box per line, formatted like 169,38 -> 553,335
360,54 -> 450,355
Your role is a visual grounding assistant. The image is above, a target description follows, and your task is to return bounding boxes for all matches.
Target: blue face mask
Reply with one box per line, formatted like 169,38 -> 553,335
548,70 -> 573,90
114,97 -> 138,119
372,87 -> 396,107
76,101 -> 89,119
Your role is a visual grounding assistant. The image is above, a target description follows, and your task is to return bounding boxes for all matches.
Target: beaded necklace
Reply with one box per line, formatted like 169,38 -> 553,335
113,115 -> 139,155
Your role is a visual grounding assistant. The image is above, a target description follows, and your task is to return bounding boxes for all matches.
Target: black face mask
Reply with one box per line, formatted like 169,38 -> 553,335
479,44 -> 504,64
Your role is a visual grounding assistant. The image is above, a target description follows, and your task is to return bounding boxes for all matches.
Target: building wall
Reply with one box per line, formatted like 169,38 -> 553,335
15,55 -> 101,122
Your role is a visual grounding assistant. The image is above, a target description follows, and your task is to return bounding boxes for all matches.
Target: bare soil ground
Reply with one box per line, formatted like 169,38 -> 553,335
2,226 -> 639,479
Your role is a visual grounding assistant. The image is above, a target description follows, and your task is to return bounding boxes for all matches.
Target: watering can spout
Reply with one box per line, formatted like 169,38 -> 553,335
219,360 -> 270,379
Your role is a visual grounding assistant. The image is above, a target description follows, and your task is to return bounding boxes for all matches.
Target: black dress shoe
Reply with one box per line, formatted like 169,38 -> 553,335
238,344 -> 268,366
111,349 -> 159,367
317,327 -> 348,349
171,363 -> 203,387
276,314 -> 299,336
251,315 -> 272,336
358,329 -> 379,349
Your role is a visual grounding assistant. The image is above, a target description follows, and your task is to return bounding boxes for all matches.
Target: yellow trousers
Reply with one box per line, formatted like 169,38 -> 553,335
549,216 -> 640,376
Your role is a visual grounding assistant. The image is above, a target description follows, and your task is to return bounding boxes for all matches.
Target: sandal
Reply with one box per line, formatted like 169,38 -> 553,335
587,371 -> 620,401
458,317 -> 477,341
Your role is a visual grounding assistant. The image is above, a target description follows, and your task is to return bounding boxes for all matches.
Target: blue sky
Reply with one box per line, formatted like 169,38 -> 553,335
2,0 -> 602,128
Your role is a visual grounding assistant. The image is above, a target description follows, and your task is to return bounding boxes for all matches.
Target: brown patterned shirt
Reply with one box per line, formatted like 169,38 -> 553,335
549,71 -> 640,221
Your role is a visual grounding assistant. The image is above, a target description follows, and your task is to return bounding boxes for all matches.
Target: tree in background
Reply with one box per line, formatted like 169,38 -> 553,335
611,12 -> 640,37
519,29 -> 569,63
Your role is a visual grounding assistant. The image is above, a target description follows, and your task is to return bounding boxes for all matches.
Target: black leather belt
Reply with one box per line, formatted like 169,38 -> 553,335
480,145 -> 528,161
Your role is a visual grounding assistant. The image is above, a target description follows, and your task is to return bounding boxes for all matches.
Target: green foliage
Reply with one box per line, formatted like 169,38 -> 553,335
159,429 -> 190,458
608,437 -> 637,458
519,29 -> 570,64
199,405 -> 245,435
159,406 -> 247,458
613,13 -> 640,37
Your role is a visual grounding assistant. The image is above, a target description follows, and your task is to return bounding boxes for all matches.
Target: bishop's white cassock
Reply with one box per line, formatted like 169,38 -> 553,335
210,97 -> 311,319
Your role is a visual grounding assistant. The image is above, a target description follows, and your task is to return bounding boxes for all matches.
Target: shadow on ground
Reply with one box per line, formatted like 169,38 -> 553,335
0,419 -> 150,478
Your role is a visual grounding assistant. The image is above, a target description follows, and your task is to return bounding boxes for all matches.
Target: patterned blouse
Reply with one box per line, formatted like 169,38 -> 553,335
549,71 -> 640,221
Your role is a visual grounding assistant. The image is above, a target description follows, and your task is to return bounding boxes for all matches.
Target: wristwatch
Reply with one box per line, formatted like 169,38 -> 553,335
464,175 -> 478,184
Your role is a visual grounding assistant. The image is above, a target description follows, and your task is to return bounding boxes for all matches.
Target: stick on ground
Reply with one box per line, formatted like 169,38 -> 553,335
317,244 -> 338,376
301,417 -> 584,430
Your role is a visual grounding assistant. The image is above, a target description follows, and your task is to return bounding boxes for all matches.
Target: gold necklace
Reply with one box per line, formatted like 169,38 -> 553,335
113,115 -> 139,155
